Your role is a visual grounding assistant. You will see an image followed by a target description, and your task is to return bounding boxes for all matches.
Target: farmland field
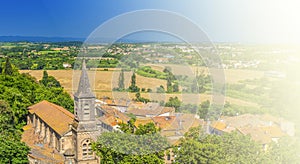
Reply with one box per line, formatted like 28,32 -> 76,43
146,64 -> 264,84
20,68 -> 263,107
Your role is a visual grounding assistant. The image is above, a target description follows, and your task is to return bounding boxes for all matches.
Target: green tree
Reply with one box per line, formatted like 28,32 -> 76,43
118,69 -> 125,90
0,100 -> 30,163
128,72 -> 140,92
3,57 -> 13,75
93,119 -> 168,164
47,76 -> 61,88
134,92 -> 150,103
265,137 -> 300,163
156,85 -> 165,93
0,100 -> 14,131
173,82 -> 179,92
135,122 -> 159,135
40,70 -> 48,86
165,97 -> 181,111
0,60 -> 74,163
166,76 -> 173,93
198,100 -> 210,119
0,134 -> 30,164
40,70 -> 61,88
174,130 -> 264,164
119,118 -> 136,134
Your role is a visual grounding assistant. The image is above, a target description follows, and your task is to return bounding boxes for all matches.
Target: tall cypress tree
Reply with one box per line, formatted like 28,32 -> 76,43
118,69 -> 125,90
40,70 -> 48,86
131,72 -> 136,87
3,57 -> 13,75
166,76 -> 173,93
129,72 -> 139,92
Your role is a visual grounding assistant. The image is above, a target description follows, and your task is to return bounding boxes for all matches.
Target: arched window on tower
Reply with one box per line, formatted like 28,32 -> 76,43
82,139 -> 93,159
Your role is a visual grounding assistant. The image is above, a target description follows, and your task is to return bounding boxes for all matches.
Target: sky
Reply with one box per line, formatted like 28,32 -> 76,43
1,0 -> 300,43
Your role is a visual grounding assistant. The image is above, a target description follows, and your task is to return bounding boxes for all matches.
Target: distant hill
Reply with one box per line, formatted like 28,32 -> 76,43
0,35 -> 181,43
0,36 -> 85,42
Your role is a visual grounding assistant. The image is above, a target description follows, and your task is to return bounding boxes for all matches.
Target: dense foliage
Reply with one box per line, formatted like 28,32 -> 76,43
174,126 -> 300,164
136,66 -> 168,80
0,98 -> 30,163
92,119 -> 169,163
0,42 -> 81,70
0,58 -> 74,163
0,42 -> 132,70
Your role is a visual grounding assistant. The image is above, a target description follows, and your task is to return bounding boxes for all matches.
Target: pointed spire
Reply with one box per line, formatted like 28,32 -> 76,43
75,59 -> 95,98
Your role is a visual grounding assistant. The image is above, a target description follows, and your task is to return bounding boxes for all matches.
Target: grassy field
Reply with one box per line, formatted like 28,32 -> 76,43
146,64 -> 264,84
20,68 -> 263,106
20,69 -> 167,95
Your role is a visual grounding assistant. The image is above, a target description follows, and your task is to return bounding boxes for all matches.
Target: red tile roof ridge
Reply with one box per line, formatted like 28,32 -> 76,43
30,100 -> 74,119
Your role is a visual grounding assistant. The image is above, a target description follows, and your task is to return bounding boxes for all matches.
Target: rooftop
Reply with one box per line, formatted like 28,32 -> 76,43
21,124 -> 65,163
126,105 -> 175,117
28,100 -> 74,136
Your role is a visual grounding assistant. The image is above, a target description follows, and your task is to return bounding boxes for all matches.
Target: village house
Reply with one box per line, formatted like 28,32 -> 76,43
208,114 -> 294,150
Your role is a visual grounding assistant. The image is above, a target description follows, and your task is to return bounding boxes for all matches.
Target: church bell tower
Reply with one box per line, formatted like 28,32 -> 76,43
74,59 -> 96,130
73,59 -> 99,164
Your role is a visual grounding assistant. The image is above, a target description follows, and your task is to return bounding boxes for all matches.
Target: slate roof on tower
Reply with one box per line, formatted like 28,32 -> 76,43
74,59 -> 95,98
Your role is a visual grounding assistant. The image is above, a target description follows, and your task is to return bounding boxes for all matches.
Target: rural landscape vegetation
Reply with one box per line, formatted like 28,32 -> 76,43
0,41 -> 300,163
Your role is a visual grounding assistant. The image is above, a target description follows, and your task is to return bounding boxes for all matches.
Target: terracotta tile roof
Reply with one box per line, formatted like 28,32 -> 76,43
152,116 -> 176,129
100,98 -> 130,107
211,121 -> 227,131
134,114 -> 201,133
128,102 -> 145,109
134,118 -> 153,127
98,115 -> 117,126
28,100 -> 75,136
209,114 -> 288,144
237,126 -> 272,144
160,114 -> 202,138
260,114 -> 281,124
237,125 -> 285,144
219,114 -> 290,129
261,125 -> 285,138
101,105 -> 130,122
134,116 -> 177,129
127,106 -> 175,117
220,114 -> 270,128
98,105 -> 130,127
21,124 -> 64,163
133,114 -> 202,145
161,107 -> 175,114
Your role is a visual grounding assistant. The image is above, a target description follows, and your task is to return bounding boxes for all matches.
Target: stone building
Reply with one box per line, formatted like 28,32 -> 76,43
23,60 -> 102,163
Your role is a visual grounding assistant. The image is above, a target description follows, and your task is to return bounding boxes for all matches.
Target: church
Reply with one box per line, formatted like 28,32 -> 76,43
22,60 -> 106,164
